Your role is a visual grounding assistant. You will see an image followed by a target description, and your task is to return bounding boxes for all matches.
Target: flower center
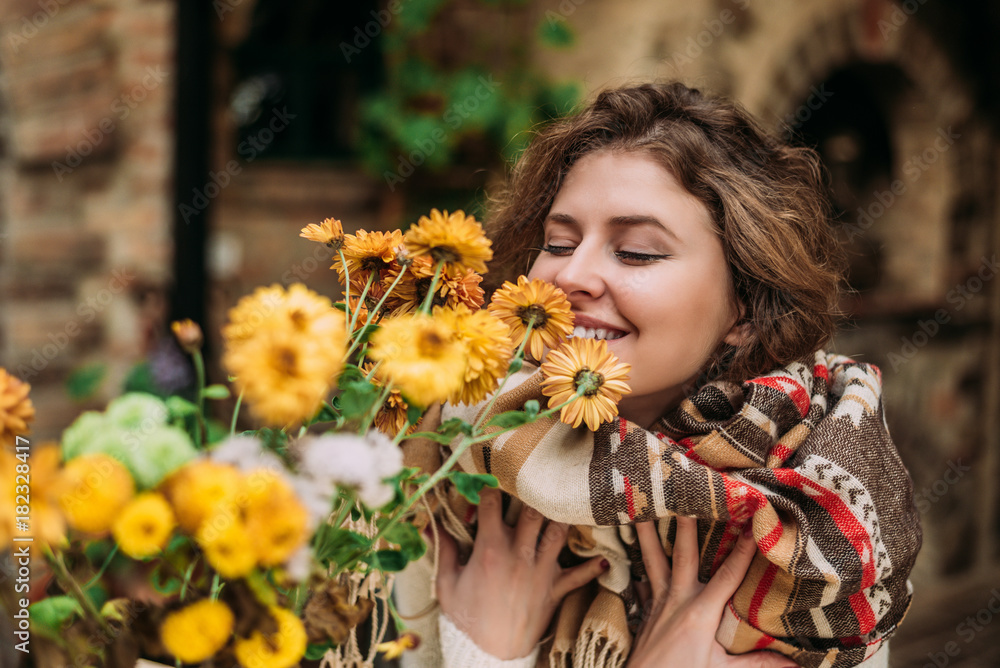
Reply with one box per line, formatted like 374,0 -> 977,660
574,368 -> 604,396
415,278 -> 447,309
517,304 -> 549,328
361,256 -> 392,272
429,246 -> 461,264
417,330 -> 447,357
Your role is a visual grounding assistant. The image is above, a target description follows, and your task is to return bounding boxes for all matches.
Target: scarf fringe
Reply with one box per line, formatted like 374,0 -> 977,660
570,629 -> 626,668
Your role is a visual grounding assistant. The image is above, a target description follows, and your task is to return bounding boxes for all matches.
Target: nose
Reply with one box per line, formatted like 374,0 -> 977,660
553,243 -> 606,300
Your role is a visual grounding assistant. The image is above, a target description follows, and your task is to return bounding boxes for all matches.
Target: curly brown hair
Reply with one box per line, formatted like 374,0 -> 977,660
485,82 -> 845,382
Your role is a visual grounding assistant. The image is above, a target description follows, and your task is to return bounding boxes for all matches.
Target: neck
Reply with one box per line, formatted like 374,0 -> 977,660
617,389 -> 684,430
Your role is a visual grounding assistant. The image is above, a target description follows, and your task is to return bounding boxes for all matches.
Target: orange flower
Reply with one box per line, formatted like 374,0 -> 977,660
540,337 -> 631,430
403,209 -> 492,275
300,217 -> 345,250
488,276 -> 574,361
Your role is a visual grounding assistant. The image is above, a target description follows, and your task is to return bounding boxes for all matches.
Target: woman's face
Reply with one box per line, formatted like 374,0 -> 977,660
527,150 -> 743,427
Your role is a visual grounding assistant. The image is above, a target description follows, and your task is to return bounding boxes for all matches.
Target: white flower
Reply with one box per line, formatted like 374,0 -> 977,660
298,431 -> 404,509
209,435 -> 286,473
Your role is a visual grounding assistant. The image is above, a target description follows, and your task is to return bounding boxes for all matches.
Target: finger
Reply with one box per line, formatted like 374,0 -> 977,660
475,486 -> 506,542
513,504 -> 546,561
634,580 -> 652,609
671,515 -> 701,587
728,649 -> 799,668
702,527 -> 757,607
536,520 -> 569,567
435,524 -> 460,602
635,522 -> 669,598
552,555 -> 608,601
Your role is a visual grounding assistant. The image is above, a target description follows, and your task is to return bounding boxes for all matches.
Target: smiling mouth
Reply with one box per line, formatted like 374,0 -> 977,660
570,326 -> 627,341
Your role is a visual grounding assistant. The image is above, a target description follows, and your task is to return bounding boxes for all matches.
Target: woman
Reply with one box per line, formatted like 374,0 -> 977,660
396,82 -> 921,668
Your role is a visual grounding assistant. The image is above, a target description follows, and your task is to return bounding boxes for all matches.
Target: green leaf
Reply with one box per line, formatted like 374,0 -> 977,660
382,521 -> 427,562
486,410 -> 535,429
150,563 -> 182,595
406,402 -> 424,427
366,549 -> 409,572
66,363 -> 107,401
29,596 -> 83,633
508,357 -> 524,373
166,395 -> 198,418
339,379 -> 382,422
201,384 -> 231,400
538,16 -> 576,48
448,471 -> 499,505
314,402 -> 340,424
353,323 -> 380,345
305,642 -> 335,661
313,526 -> 369,567
439,417 -> 474,438
246,569 -> 277,607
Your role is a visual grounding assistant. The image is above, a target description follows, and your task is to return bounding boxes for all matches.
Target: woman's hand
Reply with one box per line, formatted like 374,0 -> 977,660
627,516 -> 797,668
435,487 -> 608,660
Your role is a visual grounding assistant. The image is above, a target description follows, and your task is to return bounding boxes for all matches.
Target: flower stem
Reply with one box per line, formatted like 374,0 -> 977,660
42,544 -> 113,637
192,349 -> 207,447
472,321 -> 534,431
229,388 -> 244,437
348,271 -> 376,334
418,261 -> 445,314
360,383 -> 394,434
339,249 -> 351,334
81,545 -> 119,591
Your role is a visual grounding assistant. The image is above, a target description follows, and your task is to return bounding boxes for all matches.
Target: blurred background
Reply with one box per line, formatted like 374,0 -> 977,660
0,0 -> 997,664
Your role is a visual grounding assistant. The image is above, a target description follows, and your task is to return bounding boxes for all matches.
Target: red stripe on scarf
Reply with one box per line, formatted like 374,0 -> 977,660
619,418 -> 628,442
749,561 -> 779,628
770,443 -> 793,462
623,474 -> 636,520
748,376 -> 810,417
773,469 -> 879,632
758,522 -> 783,554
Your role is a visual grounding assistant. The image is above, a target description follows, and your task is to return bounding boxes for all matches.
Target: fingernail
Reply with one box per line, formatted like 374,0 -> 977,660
600,559 -> 610,570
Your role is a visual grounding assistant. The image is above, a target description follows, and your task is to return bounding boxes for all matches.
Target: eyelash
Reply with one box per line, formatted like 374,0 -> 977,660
539,244 -> 669,265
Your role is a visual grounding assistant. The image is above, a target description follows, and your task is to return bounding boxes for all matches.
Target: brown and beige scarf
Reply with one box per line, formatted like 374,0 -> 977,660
403,350 -> 921,668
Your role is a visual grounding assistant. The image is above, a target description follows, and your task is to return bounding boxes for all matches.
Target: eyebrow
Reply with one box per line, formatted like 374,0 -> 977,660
545,212 -> 681,243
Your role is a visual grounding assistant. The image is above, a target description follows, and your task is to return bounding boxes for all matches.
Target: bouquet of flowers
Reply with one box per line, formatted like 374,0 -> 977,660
0,210 -> 631,668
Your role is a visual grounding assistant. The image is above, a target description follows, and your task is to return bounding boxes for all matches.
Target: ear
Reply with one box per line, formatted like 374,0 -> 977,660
722,302 -> 751,347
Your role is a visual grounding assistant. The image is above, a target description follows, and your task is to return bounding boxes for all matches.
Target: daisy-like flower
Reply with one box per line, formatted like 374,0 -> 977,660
300,217 -> 345,250
336,228 -> 404,281
162,459 -> 243,533
161,599 -> 234,664
112,492 -> 176,559
222,284 -> 347,426
241,470 -> 311,566
58,454 -> 135,535
384,255 -> 484,317
377,632 -> 421,659
368,314 -> 466,407
435,306 -> 513,405
233,606 -> 307,668
488,276 -> 575,361
403,209 -> 493,274
361,364 -> 414,437
197,519 -> 257,579
0,368 -> 34,442
539,338 -> 632,431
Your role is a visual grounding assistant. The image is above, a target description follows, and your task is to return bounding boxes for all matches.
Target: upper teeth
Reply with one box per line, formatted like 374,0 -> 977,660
571,326 -> 625,340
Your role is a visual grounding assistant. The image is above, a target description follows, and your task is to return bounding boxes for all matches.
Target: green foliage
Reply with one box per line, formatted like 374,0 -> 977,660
29,596 -> 84,634
448,470 -> 499,504
538,16 -> 576,48
201,384 -> 231,400
66,363 -> 107,401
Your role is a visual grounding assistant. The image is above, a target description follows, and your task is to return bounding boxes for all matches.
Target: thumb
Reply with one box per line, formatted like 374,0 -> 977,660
552,555 -> 608,601
729,650 -> 799,668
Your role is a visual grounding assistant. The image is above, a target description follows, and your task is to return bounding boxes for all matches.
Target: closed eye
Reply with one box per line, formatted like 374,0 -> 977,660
615,251 -> 670,265
539,244 -> 575,256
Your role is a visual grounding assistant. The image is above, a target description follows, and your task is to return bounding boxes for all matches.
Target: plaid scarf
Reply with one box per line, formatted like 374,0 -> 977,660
405,351 -> 921,668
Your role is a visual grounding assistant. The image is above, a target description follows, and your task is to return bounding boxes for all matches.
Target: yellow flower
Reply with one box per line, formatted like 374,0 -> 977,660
234,606 -> 307,668
161,599 -> 234,664
223,284 -> 347,426
404,209 -> 493,274
58,454 -> 135,535
0,444 -> 66,547
539,338 -> 632,431
242,470 -> 310,567
368,314 -> 466,407
436,306 -> 513,405
488,276 -> 575,361
362,364 -> 414,437
300,217 -> 345,250
162,459 -> 242,533
170,319 -> 203,354
337,228 -> 404,282
197,519 -> 257,579
377,631 -> 421,659
112,492 -> 176,559
0,368 -> 34,441
384,255 -> 485,317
